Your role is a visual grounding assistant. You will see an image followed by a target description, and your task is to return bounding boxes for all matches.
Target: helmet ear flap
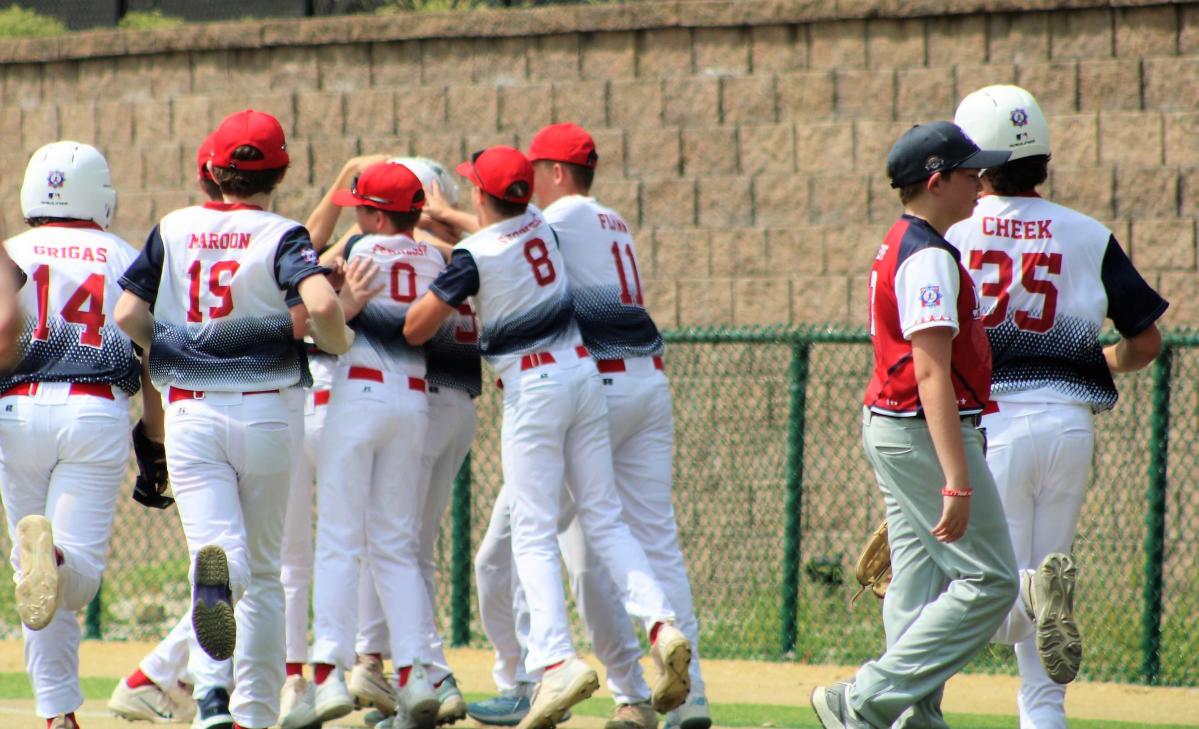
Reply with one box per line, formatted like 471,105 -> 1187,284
20,142 -> 116,230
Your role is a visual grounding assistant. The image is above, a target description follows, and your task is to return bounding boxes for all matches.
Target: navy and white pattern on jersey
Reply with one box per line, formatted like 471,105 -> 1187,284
148,314 -> 311,392
987,314 -> 1116,410
573,284 -> 663,360
479,293 -> 574,358
350,300 -> 422,366
0,314 -> 140,395
426,309 -> 481,397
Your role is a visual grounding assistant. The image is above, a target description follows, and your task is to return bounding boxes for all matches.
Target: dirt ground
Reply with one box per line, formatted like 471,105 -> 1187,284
0,641 -> 1196,727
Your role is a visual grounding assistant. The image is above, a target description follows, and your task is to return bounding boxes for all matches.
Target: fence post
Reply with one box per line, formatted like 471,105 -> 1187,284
780,340 -> 810,656
451,451 -> 472,646
84,583 -> 102,639
1141,347 -> 1172,684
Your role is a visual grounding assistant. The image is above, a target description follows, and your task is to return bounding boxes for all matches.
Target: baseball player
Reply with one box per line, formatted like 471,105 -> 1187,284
948,85 -> 1167,729
0,245 -> 24,371
466,124 -> 709,729
115,109 -> 354,729
0,141 -> 147,729
108,132 -> 228,728
280,161 -> 447,729
404,145 -> 692,729
810,122 -> 1019,729
350,157 -> 477,729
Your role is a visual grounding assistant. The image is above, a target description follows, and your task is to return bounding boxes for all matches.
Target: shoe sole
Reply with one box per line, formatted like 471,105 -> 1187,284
280,709 -> 321,729
409,694 -> 443,729
351,674 -> 398,714
192,545 -> 236,661
520,671 -> 599,729
1035,553 -> 1083,684
467,709 -> 526,727
437,695 -> 468,725
809,687 -> 841,729
651,637 -> 692,714
107,699 -> 174,724
676,714 -> 712,729
16,516 -> 58,631
315,697 -> 354,723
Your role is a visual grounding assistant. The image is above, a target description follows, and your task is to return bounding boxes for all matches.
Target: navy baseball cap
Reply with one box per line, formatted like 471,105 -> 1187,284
887,121 -> 1010,188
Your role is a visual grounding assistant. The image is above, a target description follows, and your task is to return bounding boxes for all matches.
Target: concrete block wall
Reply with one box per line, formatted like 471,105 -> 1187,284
0,0 -> 1196,329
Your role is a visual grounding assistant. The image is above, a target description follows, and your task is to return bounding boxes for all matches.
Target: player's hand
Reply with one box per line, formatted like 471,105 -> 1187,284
932,492 -> 970,543
324,256 -> 347,291
423,180 -> 454,222
342,154 -> 390,179
339,256 -> 383,321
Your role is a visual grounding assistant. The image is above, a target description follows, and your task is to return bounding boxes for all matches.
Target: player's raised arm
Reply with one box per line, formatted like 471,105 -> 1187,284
297,274 -> 353,355
306,154 -> 389,254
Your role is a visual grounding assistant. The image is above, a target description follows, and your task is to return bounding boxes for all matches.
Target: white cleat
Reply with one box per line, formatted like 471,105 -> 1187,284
663,694 -> 711,729
350,653 -> 398,715
516,656 -> 600,729
398,661 -> 441,729
1030,553 -> 1083,684
314,670 -> 355,723
15,515 -> 59,631
279,675 -> 319,729
649,623 -> 692,714
108,677 -> 186,724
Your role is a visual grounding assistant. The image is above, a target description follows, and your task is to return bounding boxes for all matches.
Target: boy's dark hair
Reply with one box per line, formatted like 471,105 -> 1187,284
212,145 -> 287,198
483,181 -> 530,218
200,177 -> 223,202
376,208 -> 421,232
897,168 -> 959,205
534,160 -> 595,191
26,217 -> 89,227
982,155 -> 1049,196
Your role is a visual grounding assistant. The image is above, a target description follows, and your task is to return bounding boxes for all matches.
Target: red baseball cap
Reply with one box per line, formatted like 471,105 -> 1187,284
527,123 -> 598,169
331,162 -> 426,213
210,109 -> 290,171
456,146 -> 533,204
196,132 -> 216,182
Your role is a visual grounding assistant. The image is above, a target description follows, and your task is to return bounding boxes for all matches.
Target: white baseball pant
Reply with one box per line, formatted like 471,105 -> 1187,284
355,385 -> 477,683
497,350 -> 674,672
311,368 -> 430,670
165,391 -> 291,729
0,385 -> 130,718
139,616 -> 233,695
281,381 -> 331,663
984,401 -> 1093,729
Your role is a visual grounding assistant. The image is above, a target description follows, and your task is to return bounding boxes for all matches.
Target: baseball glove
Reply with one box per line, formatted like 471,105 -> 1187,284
132,420 -> 173,510
851,518 -> 891,604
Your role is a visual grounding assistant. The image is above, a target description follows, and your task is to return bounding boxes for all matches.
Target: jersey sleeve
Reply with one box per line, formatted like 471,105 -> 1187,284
429,249 -> 480,307
274,226 -> 329,293
1102,234 -> 1169,338
119,224 -> 166,306
343,234 -> 366,259
894,247 -> 961,339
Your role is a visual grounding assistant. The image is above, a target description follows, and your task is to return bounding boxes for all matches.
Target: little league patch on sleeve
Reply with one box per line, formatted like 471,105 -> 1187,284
919,285 -> 943,308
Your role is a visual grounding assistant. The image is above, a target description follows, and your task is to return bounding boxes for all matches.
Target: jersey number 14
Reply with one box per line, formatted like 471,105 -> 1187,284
31,265 -> 106,348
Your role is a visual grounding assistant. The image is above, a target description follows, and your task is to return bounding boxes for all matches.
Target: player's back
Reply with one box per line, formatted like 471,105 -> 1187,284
542,195 -> 662,360
946,194 -> 1143,410
143,202 -> 317,392
453,207 -> 578,369
343,233 -> 444,376
3,224 -> 140,394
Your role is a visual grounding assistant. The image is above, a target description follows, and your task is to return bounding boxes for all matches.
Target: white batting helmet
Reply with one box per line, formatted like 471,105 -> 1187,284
21,141 -> 117,229
954,84 -> 1051,162
391,156 -> 460,205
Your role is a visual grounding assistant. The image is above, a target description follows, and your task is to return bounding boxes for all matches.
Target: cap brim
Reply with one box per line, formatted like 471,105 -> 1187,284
957,148 -> 1011,170
455,161 -> 483,189
330,189 -> 363,207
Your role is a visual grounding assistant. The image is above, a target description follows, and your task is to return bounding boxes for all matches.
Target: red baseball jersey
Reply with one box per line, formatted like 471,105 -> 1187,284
864,215 -> 992,416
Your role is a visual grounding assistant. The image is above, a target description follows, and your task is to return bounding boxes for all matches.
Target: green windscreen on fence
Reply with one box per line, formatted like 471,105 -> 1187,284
0,326 -> 1194,686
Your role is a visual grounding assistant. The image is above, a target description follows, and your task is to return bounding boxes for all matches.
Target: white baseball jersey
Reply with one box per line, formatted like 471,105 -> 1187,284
541,195 -> 663,359
425,301 -> 481,397
946,194 -> 1167,411
342,233 -> 444,376
2,224 -> 140,394
429,207 -> 579,369
119,202 -> 326,393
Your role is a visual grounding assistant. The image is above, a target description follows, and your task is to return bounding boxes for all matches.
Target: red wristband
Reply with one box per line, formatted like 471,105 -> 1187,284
941,487 -> 973,497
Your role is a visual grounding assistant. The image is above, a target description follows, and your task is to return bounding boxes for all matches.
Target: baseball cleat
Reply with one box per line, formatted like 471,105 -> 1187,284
1031,553 -> 1083,684
466,686 -> 532,726
192,687 -> 234,729
397,661 -> 440,729
108,675 -> 189,724
350,653 -> 397,715
15,515 -> 59,631
364,708 -> 392,727
649,623 -> 692,713
663,695 -> 711,729
48,715 -> 80,729
279,674 -> 320,729
809,683 -> 870,729
605,701 -> 657,729
435,674 -> 468,725
191,545 -> 236,661
516,657 -> 599,729
314,669 -> 354,723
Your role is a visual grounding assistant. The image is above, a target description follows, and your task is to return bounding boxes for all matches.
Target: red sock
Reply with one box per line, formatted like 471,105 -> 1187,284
47,714 -> 77,729
126,668 -> 155,689
650,622 -> 663,644
545,660 -> 565,672
313,663 -> 335,685
54,547 -> 64,567
285,662 -> 303,678
398,665 -> 411,687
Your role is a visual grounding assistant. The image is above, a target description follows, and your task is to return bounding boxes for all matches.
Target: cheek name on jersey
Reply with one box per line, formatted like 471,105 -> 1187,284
188,232 -> 251,250
981,217 -> 1052,240
32,245 -> 108,262
597,212 -> 629,233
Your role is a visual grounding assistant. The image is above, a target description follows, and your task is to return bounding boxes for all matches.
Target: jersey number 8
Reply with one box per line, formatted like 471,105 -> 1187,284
523,238 -> 556,286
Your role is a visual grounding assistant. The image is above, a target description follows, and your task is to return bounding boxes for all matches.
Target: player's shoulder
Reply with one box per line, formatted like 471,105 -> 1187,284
892,215 -> 956,266
1033,196 -> 1112,240
459,209 -> 544,254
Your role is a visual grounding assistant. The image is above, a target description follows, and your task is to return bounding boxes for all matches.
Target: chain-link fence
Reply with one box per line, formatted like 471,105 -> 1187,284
0,326 -> 1195,687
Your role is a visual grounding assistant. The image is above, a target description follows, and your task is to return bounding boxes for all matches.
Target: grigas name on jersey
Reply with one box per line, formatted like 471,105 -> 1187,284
981,216 -> 1053,240
32,245 -> 108,262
